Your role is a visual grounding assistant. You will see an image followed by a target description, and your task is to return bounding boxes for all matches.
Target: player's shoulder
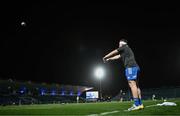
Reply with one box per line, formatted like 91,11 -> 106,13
123,45 -> 129,50
117,45 -> 127,51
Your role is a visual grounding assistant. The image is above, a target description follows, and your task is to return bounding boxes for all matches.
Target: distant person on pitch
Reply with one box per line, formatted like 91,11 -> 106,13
103,39 -> 144,111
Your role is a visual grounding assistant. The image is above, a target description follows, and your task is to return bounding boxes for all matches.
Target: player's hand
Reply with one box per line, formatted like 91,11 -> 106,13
103,57 -> 110,63
106,58 -> 110,62
103,57 -> 106,63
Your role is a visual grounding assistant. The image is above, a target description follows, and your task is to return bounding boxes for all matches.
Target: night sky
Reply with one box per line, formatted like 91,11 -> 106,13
0,1 -> 180,96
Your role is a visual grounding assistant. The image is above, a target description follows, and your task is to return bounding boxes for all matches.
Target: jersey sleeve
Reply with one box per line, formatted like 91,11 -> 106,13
117,47 -> 124,53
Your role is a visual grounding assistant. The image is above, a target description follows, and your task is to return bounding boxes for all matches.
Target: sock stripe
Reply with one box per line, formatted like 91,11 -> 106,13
134,98 -> 139,106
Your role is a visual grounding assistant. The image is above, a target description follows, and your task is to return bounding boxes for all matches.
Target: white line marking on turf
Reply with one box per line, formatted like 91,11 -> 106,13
100,110 -> 119,115
87,110 -> 119,116
145,104 -> 158,108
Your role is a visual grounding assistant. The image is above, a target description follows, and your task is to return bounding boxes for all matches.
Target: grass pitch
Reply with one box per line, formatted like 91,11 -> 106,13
0,99 -> 179,115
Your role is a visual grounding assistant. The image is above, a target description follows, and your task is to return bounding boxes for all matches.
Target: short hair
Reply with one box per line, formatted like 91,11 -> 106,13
120,38 -> 128,43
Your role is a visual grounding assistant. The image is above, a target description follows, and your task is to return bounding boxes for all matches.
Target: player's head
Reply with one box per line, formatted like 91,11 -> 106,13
119,39 -> 128,47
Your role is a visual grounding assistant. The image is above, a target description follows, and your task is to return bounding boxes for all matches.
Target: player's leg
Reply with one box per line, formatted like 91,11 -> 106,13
137,88 -> 141,99
137,88 -> 144,109
128,81 -> 138,98
137,88 -> 142,103
128,82 -> 143,106
128,80 -> 139,106
125,67 -> 143,111
136,73 -> 144,108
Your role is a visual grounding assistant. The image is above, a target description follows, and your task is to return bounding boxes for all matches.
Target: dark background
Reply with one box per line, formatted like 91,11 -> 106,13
0,1 -> 180,96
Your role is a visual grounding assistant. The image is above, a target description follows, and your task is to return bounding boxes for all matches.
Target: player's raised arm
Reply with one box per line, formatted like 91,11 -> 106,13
106,54 -> 121,62
103,49 -> 119,61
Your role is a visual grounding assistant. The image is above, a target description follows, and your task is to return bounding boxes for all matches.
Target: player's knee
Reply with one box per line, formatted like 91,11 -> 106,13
128,81 -> 137,88
137,88 -> 141,94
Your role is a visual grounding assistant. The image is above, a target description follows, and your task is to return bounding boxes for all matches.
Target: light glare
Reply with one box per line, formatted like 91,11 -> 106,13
94,67 -> 104,79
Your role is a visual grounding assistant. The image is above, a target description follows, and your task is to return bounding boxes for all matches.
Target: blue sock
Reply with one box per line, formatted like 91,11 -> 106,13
139,98 -> 142,105
134,98 -> 139,106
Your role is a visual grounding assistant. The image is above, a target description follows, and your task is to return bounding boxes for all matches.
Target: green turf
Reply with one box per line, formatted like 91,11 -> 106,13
0,99 -> 180,115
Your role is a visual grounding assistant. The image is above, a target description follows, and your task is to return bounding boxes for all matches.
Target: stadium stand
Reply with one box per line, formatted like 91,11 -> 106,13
0,79 -> 92,105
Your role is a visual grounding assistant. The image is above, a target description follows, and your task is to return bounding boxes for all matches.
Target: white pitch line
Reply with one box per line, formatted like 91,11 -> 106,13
100,110 -> 119,115
145,104 -> 158,108
87,110 -> 119,116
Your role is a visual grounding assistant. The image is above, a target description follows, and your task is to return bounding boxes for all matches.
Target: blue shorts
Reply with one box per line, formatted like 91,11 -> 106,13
125,66 -> 140,80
